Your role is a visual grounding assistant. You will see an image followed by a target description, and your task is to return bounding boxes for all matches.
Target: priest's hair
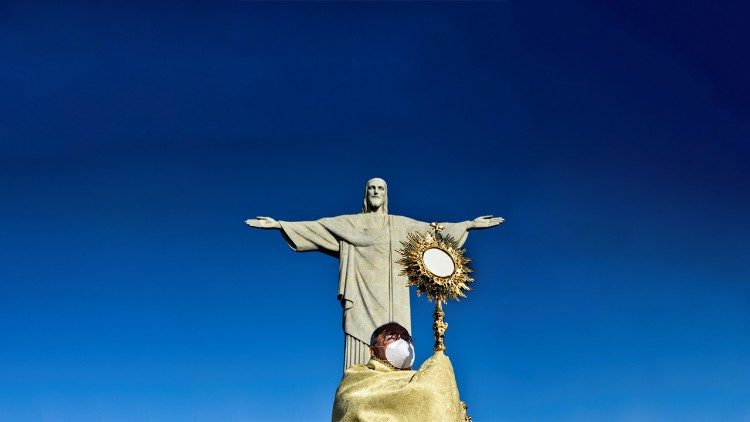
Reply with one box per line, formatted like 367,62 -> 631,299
369,322 -> 408,347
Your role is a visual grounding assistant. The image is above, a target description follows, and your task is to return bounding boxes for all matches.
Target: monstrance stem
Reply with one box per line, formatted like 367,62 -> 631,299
433,300 -> 448,352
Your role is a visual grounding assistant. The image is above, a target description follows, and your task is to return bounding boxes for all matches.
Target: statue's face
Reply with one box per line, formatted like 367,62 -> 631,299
366,179 -> 386,210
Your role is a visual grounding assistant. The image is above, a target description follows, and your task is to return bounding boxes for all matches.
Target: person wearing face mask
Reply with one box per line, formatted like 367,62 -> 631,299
332,323 -> 469,422
368,322 -> 417,370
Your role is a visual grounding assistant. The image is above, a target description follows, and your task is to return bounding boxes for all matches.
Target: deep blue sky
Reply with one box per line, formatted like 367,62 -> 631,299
1,1 -> 749,421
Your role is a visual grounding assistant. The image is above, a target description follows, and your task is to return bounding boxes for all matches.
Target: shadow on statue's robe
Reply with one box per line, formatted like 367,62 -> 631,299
332,351 -> 469,422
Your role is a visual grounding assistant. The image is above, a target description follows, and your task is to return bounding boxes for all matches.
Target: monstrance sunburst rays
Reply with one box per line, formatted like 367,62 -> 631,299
397,223 -> 474,351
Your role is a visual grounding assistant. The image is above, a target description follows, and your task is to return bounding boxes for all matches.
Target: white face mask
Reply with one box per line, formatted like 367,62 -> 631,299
384,339 -> 415,369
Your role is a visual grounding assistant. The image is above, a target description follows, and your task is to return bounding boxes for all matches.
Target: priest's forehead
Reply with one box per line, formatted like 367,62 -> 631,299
367,178 -> 387,189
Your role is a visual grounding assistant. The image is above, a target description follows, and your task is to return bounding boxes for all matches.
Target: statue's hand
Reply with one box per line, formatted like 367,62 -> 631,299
245,216 -> 281,229
472,215 -> 504,229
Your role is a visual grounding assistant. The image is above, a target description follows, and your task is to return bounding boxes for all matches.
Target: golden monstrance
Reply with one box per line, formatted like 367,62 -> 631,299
397,223 -> 474,352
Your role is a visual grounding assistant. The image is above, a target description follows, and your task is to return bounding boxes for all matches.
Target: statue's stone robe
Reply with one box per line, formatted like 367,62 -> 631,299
279,214 -> 470,368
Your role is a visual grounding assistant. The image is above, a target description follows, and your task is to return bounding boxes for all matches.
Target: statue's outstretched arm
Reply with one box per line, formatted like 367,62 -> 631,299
245,216 -> 281,230
469,215 -> 504,230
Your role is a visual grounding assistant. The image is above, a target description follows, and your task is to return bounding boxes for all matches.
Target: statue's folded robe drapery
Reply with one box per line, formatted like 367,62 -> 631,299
332,351 -> 468,422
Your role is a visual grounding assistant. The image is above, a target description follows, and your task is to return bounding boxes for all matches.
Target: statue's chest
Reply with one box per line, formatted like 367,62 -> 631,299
357,216 -> 390,237
361,225 -> 386,234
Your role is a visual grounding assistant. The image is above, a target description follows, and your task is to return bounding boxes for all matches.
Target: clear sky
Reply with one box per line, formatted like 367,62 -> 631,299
1,1 -> 749,421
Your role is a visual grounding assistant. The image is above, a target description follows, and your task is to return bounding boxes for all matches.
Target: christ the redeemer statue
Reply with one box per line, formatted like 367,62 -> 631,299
245,178 -> 503,369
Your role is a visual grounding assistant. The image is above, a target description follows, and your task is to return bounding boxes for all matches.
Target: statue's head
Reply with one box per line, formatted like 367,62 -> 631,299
369,322 -> 415,370
362,177 -> 388,214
